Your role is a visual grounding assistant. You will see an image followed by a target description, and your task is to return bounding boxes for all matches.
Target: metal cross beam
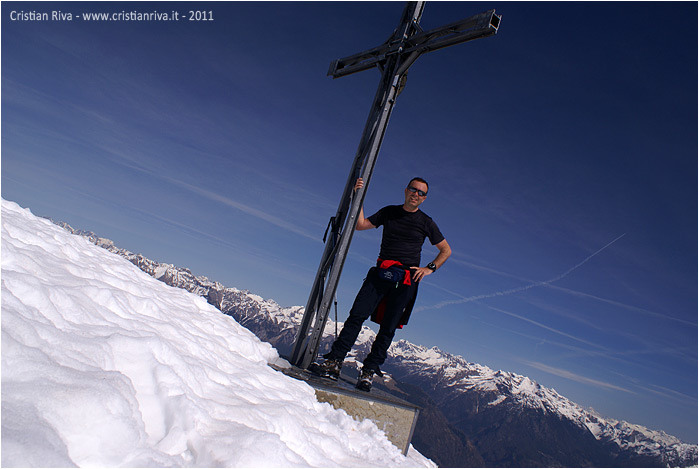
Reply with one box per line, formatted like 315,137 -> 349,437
290,2 -> 501,369
328,9 -> 501,79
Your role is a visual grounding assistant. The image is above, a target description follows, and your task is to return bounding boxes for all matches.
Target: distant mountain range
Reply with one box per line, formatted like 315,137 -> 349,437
53,220 -> 697,468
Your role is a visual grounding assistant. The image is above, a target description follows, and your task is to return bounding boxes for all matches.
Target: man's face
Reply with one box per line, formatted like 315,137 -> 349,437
404,180 -> 428,210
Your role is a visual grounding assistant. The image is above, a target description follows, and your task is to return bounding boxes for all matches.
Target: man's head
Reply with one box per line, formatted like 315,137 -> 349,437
404,177 -> 429,212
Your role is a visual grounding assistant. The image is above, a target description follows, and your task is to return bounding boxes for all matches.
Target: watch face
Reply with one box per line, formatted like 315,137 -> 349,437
427,263 -> 436,271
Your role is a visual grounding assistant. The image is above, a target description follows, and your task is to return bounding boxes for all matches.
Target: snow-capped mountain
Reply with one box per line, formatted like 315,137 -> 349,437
53,219 -> 698,468
383,341 -> 697,467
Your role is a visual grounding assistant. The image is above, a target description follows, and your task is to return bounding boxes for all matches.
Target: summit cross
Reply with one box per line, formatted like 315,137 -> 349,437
291,2 -> 501,369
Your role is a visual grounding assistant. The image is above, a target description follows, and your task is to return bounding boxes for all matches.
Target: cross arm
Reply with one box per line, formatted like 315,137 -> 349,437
327,41 -> 394,78
402,9 -> 501,55
328,9 -> 501,79
327,2 -> 425,79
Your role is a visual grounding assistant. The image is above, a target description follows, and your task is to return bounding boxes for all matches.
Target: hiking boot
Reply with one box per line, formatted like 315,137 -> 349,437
356,368 -> 377,392
309,358 -> 342,381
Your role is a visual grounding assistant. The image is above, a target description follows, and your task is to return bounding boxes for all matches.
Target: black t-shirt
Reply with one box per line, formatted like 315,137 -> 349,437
367,205 -> 445,267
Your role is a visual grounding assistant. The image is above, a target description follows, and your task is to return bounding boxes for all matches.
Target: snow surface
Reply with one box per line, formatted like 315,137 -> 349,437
1,199 -> 435,468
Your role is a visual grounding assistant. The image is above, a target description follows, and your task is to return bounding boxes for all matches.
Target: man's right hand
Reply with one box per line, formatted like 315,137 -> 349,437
354,178 -> 364,193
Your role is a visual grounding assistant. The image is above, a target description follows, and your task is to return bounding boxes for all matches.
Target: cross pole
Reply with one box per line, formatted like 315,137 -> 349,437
290,2 -> 501,369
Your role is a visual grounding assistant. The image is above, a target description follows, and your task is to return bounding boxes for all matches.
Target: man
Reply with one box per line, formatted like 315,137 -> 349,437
311,177 -> 451,391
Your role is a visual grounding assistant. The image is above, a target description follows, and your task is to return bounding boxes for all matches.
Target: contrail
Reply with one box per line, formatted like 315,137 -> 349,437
548,233 -> 627,284
415,233 -> 626,311
522,360 -> 635,394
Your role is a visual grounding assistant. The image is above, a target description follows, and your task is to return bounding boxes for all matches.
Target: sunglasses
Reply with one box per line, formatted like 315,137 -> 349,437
407,186 -> 427,197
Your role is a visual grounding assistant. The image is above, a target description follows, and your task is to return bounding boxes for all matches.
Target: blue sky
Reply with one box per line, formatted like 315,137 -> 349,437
2,1 -> 696,443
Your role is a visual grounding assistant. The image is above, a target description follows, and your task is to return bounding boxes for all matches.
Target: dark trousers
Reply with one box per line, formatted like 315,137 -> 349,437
327,268 -> 418,372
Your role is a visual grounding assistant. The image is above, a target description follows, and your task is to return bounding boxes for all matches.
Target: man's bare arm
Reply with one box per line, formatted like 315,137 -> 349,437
410,239 -> 452,282
432,239 -> 452,269
354,178 -> 376,231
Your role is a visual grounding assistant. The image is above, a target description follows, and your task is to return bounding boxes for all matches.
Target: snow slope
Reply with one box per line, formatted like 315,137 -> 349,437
1,199 -> 434,468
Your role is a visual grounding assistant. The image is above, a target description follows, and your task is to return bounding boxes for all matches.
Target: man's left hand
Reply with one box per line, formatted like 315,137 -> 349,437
410,266 -> 433,283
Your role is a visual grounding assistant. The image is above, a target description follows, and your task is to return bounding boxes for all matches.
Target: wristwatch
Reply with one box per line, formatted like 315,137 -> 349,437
427,262 -> 437,272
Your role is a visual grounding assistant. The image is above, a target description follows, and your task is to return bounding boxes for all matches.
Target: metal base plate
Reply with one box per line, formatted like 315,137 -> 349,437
270,360 -> 420,455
